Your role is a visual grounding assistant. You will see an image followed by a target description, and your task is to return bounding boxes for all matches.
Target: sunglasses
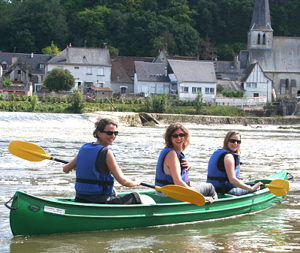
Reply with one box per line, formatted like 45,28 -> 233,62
101,131 -> 119,136
229,139 -> 241,144
172,133 -> 186,138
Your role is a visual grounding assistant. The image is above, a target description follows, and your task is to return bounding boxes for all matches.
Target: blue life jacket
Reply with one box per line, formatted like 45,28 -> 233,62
155,147 -> 190,187
207,148 -> 240,194
75,143 -> 114,195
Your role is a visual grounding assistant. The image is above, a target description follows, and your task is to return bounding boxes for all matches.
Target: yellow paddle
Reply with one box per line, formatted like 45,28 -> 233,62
9,140 -> 68,164
8,140 -> 206,206
264,179 -> 289,196
141,182 -> 205,206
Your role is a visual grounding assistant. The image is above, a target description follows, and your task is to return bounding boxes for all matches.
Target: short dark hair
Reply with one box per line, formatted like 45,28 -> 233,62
93,118 -> 118,138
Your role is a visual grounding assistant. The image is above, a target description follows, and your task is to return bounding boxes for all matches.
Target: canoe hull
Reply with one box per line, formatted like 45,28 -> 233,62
7,170 -> 288,236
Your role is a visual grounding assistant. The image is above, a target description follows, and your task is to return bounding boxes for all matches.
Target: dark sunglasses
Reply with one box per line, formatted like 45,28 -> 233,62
101,131 -> 119,136
172,133 -> 186,138
229,139 -> 241,144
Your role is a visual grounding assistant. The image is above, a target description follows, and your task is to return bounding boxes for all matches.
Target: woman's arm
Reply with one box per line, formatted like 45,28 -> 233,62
63,156 -> 77,173
164,150 -> 189,187
224,154 -> 262,191
106,149 -> 141,187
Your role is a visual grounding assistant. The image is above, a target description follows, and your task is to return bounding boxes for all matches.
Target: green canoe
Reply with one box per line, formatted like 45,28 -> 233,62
6,170 -> 289,236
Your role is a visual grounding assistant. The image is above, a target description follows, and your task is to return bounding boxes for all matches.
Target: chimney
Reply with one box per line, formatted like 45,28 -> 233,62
234,55 -> 240,70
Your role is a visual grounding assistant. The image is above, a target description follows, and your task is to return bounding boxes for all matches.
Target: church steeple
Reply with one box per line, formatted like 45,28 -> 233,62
248,0 -> 273,50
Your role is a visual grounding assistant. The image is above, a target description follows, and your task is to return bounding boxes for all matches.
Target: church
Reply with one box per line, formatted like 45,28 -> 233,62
239,0 -> 300,99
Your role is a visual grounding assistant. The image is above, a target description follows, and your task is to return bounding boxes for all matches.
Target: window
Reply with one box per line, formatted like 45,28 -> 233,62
263,34 -> 266,45
192,87 -> 201,94
247,83 -> 251,88
1,62 -> 8,70
254,93 -> 259,97
121,87 -> 127,94
74,66 -> 79,69
181,86 -> 188,93
86,67 -> 92,75
205,88 -> 209,94
39,64 -> 44,69
97,68 -> 104,76
257,33 -> 261,44
210,88 -> 214,94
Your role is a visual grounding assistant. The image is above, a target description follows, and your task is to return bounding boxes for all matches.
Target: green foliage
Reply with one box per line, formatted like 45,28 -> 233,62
30,95 -> 39,111
194,91 -> 203,114
70,89 -> 84,113
145,93 -> 169,113
2,76 -> 13,86
41,41 -> 61,55
43,68 -> 75,92
221,90 -> 244,98
217,84 -> 224,93
1,0 -> 299,59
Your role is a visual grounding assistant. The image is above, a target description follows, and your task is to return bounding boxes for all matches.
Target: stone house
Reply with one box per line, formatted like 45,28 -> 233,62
168,59 -> 216,101
111,56 -> 153,96
134,61 -> 170,96
241,62 -> 272,102
46,47 -> 112,95
0,52 -> 51,93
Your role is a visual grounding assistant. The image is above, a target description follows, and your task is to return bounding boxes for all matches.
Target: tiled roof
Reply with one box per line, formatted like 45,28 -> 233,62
111,56 -> 153,83
48,47 -> 111,66
168,59 -> 216,83
135,61 -> 169,82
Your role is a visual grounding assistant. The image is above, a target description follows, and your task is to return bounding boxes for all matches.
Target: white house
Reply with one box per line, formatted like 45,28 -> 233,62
168,59 -> 217,101
134,61 -> 170,96
241,63 -> 272,102
46,47 -> 112,93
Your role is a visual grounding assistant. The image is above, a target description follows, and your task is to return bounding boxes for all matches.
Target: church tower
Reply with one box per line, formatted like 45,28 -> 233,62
248,0 -> 273,50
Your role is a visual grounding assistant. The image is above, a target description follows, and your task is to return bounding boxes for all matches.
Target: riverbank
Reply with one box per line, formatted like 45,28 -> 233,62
86,111 -> 300,127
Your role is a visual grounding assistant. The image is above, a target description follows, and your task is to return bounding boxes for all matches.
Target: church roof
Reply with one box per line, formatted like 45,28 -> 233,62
250,0 -> 272,31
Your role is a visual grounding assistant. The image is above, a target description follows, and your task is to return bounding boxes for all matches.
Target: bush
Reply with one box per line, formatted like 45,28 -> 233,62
30,95 -> 39,111
70,89 -> 84,113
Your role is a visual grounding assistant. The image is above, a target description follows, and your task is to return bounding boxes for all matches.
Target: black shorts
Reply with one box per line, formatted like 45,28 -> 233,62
75,192 -> 141,204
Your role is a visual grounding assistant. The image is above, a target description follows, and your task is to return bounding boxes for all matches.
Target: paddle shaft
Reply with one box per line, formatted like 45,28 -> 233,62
141,182 -> 155,189
51,157 -> 68,164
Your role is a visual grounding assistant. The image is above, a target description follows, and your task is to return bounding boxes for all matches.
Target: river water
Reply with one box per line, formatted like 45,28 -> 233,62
0,112 -> 299,253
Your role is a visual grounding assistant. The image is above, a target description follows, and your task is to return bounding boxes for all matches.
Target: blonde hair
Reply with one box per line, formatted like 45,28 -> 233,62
164,123 -> 190,150
223,130 -> 241,154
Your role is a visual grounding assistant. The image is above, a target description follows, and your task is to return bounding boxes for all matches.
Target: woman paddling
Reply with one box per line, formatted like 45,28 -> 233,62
63,118 -> 154,204
207,130 -> 263,195
155,123 -> 217,203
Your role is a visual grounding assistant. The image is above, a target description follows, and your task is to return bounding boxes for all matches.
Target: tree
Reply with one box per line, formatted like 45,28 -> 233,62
42,41 -> 61,55
70,89 -> 84,113
43,68 -> 75,92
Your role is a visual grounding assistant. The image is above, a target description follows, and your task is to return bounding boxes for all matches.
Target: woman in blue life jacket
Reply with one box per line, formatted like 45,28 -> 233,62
207,131 -> 263,196
155,123 -> 217,203
63,118 -> 154,204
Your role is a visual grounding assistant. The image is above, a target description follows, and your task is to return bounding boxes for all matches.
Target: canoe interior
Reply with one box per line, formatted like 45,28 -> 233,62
7,169 -> 288,236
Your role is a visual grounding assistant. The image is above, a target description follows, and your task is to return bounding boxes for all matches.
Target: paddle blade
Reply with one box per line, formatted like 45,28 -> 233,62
156,185 -> 205,206
9,140 -> 51,162
265,179 -> 289,196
